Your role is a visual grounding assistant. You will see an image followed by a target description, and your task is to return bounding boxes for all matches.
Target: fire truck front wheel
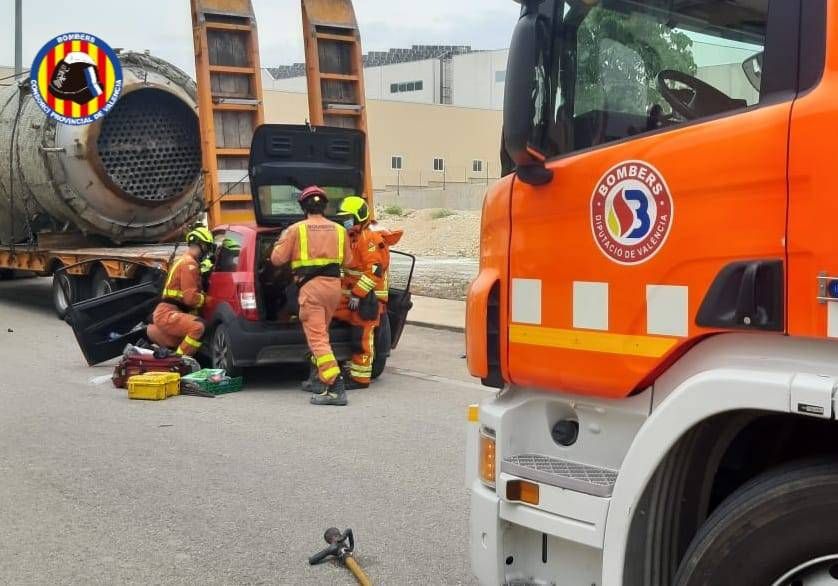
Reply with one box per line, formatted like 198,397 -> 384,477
674,459 -> 838,586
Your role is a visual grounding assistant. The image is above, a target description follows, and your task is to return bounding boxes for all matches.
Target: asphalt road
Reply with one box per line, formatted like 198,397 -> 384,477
0,277 -> 487,585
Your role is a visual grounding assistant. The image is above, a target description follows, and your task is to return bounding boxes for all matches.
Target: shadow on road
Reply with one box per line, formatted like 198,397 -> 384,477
0,277 -> 55,317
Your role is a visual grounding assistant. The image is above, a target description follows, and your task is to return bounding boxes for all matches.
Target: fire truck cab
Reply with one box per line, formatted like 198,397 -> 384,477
466,1 -> 838,584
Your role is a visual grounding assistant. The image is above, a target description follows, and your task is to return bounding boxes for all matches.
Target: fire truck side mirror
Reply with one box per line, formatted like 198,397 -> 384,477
503,6 -> 554,186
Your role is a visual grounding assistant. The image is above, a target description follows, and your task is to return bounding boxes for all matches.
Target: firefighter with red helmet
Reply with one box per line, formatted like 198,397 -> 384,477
270,186 -> 353,406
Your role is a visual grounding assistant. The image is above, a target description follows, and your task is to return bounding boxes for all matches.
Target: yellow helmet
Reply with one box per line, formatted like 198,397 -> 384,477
186,226 -> 213,247
337,196 -> 370,226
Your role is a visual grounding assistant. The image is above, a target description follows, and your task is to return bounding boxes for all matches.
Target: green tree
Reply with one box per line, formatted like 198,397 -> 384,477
575,7 -> 697,115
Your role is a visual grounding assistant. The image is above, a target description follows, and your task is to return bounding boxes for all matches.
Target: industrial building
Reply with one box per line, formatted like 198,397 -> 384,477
263,36 -> 759,190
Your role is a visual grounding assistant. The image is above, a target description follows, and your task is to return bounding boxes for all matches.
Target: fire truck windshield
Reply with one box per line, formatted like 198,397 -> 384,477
514,0 -> 767,160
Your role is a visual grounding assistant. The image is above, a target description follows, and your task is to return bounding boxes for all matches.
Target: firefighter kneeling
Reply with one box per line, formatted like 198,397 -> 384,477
333,196 -> 392,389
147,227 -> 214,357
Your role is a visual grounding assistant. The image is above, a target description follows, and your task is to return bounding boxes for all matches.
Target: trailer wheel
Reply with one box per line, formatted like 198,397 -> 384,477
90,265 -> 117,299
674,460 -> 838,586
52,272 -> 72,319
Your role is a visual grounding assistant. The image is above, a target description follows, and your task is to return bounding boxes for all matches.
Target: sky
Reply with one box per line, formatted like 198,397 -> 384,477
1,0 -> 520,76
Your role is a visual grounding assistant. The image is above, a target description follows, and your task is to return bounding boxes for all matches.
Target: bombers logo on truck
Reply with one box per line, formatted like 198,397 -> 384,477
590,160 -> 673,265
30,33 -> 123,126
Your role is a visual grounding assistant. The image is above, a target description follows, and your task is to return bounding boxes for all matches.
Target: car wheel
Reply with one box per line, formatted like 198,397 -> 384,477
211,324 -> 242,377
371,317 -> 392,380
674,459 -> 838,586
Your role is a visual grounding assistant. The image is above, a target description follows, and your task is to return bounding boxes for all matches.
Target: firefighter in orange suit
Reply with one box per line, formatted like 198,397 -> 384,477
147,227 -> 214,357
271,186 -> 353,406
333,196 -> 402,389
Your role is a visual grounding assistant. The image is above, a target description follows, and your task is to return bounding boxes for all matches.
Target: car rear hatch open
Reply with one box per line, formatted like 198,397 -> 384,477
249,124 -> 366,227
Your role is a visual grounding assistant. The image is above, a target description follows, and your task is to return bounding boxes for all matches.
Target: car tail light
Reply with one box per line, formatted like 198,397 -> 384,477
237,282 -> 259,321
479,427 -> 496,489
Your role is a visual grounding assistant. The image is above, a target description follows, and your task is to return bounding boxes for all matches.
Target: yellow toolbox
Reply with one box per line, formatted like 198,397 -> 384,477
127,373 -> 181,401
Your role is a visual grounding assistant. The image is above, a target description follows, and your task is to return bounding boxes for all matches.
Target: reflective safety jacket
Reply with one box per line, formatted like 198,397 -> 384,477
343,228 -> 391,302
161,253 -> 206,310
271,215 -> 353,278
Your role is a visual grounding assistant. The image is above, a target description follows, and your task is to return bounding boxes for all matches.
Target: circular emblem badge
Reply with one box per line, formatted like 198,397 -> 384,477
29,33 -> 123,126
590,160 -> 674,265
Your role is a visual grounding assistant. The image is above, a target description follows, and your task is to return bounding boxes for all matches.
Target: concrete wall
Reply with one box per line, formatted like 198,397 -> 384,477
450,49 -> 508,110
261,89 -> 503,191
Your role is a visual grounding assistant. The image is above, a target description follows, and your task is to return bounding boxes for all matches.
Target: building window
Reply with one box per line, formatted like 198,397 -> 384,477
495,70 -> 506,83
433,158 -> 445,172
473,160 -> 484,173
391,155 -> 403,170
390,80 -> 425,94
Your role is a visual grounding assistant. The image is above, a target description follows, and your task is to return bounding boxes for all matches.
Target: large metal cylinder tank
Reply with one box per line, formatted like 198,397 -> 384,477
0,52 -> 204,245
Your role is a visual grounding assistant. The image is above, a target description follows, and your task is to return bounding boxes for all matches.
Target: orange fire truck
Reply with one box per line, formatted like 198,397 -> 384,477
466,1 -> 837,584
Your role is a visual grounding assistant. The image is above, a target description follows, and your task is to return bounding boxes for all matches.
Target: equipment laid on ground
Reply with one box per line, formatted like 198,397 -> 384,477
309,527 -> 371,586
465,2 -> 838,585
181,369 -> 243,395
112,354 -> 193,389
127,372 -> 181,401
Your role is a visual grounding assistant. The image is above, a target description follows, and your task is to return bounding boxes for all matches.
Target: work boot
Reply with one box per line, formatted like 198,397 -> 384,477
345,378 -> 370,390
310,376 -> 348,406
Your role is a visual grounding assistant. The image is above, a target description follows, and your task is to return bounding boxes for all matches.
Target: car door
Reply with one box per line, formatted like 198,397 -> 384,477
62,260 -> 165,365
387,251 -> 415,348
504,0 -> 797,398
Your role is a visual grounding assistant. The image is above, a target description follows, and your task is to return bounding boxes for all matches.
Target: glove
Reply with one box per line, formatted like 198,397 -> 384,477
348,296 -> 361,311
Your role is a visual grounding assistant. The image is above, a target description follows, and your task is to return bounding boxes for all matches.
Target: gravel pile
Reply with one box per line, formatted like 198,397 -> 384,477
375,207 -> 480,300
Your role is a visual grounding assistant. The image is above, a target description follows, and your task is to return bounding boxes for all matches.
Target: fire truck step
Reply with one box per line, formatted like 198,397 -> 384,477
502,454 -> 617,498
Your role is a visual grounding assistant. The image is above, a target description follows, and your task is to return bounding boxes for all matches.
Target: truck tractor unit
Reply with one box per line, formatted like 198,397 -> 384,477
465,1 -> 838,584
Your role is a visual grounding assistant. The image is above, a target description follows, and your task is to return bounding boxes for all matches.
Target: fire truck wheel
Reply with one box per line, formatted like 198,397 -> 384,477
674,459 -> 838,586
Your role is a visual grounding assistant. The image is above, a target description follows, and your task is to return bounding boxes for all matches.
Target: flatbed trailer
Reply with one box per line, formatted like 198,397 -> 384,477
0,243 -> 179,318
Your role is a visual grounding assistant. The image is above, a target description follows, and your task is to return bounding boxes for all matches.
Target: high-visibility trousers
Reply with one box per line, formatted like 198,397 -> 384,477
334,298 -> 380,384
148,303 -> 205,357
299,277 -> 343,385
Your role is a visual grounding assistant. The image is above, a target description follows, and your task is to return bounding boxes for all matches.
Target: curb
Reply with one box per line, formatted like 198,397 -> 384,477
406,319 -> 465,334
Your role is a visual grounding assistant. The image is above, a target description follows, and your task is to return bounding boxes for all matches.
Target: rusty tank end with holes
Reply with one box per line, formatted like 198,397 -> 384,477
0,52 -> 204,245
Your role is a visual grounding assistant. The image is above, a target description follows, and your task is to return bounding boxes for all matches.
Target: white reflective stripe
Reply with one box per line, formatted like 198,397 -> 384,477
646,285 -> 688,337
511,278 -> 541,325
572,281 -> 608,331
830,304 -> 838,339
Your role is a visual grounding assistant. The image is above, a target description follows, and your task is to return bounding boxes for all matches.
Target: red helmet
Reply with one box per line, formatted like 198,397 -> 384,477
298,185 -> 328,204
